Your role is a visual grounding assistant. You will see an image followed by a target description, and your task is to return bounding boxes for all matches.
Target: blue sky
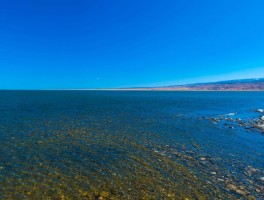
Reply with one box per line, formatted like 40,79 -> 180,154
0,0 -> 264,89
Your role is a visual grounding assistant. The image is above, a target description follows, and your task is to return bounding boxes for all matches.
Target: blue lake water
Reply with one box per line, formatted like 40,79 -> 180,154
0,91 -> 263,199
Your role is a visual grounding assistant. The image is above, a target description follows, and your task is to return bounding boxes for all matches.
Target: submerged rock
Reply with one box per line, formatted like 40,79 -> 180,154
235,189 -> 247,196
227,184 -> 238,191
200,157 -> 206,161
99,191 -> 109,198
227,184 -> 247,196
256,109 -> 264,113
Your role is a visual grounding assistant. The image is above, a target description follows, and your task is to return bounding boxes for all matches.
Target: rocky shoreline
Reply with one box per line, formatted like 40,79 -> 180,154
202,108 -> 264,134
151,143 -> 264,199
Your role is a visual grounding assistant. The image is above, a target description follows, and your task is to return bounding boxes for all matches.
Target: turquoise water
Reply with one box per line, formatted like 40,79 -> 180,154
0,91 -> 263,199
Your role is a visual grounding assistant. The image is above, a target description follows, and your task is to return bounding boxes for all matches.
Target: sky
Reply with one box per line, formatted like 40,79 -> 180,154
0,0 -> 264,89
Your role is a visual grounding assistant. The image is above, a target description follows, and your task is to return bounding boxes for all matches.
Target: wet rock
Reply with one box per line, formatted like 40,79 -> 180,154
99,191 -> 109,198
159,151 -> 167,156
186,150 -> 195,154
244,171 -> 252,177
227,184 -> 247,196
258,177 -> 264,182
248,195 -> 256,200
227,184 -> 238,191
172,151 -> 181,157
235,189 -> 247,196
256,188 -> 261,193
183,155 -> 194,161
247,166 -> 258,173
210,117 -> 219,123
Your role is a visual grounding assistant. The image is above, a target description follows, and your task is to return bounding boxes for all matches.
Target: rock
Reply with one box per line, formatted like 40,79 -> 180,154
99,191 -> 109,198
227,184 -> 238,191
259,177 -> 264,181
256,109 -> 264,113
172,151 -> 181,157
244,171 -> 252,177
210,117 -> 219,123
247,166 -> 258,173
261,116 -> 264,121
200,157 -> 206,161
183,155 -> 194,160
248,195 -> 256,200
210,172 -> 217,175
235,189 -> 247,196
227,184 -> 247,196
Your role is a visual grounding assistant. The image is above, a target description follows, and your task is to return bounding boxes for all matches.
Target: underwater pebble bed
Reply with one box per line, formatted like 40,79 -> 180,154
0,91 -> 263,199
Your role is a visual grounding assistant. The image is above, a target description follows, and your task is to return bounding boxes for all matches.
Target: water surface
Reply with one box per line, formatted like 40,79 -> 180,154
0,91 -> 263,199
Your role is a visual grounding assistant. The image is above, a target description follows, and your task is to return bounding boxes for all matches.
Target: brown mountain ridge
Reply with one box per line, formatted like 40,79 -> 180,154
129,78 -> 264,91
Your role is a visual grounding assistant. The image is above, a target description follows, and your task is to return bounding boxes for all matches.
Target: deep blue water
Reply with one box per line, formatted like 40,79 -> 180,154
0,91 -> 263,199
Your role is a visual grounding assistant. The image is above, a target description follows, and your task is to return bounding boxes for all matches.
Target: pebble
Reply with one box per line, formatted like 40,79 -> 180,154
227,184 -> 237,191
210,172 -> 217,175
99,191 -> 109,198
173,152 -> 181,157
200,157 -> 206,161
244,171 -> 252,177
227,184 -> 247,196
248,167 -> 258,173
259,177 -> 264,181
235,189 -> 247,196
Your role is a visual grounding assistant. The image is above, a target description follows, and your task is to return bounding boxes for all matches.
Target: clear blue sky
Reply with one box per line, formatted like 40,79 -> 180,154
0,0 -> 264,89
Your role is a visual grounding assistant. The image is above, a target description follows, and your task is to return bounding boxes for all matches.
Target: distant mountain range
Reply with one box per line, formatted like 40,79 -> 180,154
128,78 -> 264,91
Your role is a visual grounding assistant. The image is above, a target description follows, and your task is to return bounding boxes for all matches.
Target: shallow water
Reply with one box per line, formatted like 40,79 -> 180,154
0,91 -> 263,199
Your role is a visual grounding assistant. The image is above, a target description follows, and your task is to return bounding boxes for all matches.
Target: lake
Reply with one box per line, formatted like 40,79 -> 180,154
0,91 -> 263,199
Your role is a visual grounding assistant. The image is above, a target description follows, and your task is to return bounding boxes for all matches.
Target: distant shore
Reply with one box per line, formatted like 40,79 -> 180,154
62,88 -> 264,91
